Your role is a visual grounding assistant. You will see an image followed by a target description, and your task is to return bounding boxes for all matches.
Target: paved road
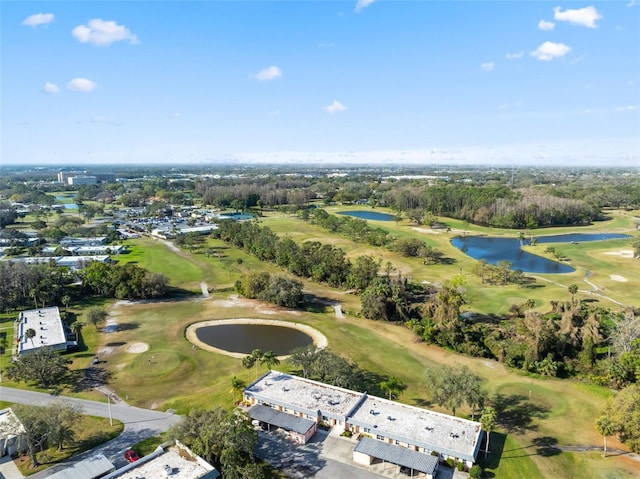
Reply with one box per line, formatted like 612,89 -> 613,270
0,387 -> 181,478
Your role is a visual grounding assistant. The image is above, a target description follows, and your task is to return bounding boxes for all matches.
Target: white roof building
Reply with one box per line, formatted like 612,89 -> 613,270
0,408 -> 26,457
244,370 -> 483,468
16,307 -> 68,355
102,442 -> 219,479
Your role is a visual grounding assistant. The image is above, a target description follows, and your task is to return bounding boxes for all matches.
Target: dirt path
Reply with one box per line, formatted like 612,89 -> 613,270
200,281 -> 209,298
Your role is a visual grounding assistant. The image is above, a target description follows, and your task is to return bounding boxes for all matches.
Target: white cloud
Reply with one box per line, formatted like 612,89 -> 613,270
629,0 -> 638,6
553,6 -> 602,28
323,100 -> 346,113
252,66 -> 282,81
530,41 -> 571,61
67,78 -> 97,91
481,62 -> 495,72
617,105 -> 639,112
22,13 -> 54,27
506,51 -> 524,60
355,0 -> 375,13
43,82 -> 59,94
538,20 -> 555,30
72,19 -> 138,45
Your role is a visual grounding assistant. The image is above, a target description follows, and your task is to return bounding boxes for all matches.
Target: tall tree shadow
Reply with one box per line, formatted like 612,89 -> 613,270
478,431 -> 507,470
492,393 -> 550,434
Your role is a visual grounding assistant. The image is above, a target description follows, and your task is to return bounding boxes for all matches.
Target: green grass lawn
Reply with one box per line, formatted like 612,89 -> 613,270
5,209 -> 640,479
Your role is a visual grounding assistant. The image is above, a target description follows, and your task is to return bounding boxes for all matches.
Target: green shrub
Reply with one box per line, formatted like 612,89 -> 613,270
469,464 -> 483,478
446,458 -> 454,468
457,461 -> 464,471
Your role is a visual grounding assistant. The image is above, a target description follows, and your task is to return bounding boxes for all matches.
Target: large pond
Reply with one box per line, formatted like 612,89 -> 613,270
338,211 -> 394,221
452,233 -> 630,274
186,319 -> 326,358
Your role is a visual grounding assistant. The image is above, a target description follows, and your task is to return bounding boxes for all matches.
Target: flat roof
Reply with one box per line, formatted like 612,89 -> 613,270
17,307 -> 66,354
108,447 -> 217,479
354,437 -> 438,474
349,396 -> 482,462
245,371 -> 363,418
48,454 -> 114,479
248,404 -> 316,435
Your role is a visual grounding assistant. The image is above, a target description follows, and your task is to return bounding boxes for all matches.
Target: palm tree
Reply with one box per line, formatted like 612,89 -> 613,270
242,355 -> 255,381
379,376 -> 405,400
568,283 -> 579,304
480,406 -> 497,458
25,328 -> 37,348
61,295 -> 71,311
70,322 -> 84,342
595,415 -> 617,458
230,376 -> 244,404
260,351 -> 280,372
251,349 -> 264,378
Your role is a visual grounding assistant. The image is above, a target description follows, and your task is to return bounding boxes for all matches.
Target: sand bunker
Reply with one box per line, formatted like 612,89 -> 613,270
185,318 -> 328,359
610,275 -> 628,283
604,250 -> 635,258
126,342 -> 149,353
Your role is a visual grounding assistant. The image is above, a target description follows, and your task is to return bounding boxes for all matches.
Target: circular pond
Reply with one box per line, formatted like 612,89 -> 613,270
186,319 -> 327,358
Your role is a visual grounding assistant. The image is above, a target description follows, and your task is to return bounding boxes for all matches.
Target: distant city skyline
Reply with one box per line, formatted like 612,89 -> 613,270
2,1 -> 639,166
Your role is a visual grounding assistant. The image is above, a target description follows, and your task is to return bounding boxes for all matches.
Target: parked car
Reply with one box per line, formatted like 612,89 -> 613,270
124,449 -> 140,463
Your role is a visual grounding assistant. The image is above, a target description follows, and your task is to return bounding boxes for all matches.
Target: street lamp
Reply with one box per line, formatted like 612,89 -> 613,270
107,393 -> 113,427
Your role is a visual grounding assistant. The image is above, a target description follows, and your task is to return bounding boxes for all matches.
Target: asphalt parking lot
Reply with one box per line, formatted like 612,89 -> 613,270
255,428 -> 462,479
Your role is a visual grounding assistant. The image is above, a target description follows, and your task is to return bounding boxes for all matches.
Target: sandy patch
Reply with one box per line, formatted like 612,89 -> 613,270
610,275 -> 628,283
604,250 -> 634,258
96,346 -> 115,356
185,318 -> 328,359
126,342 -> 149,353
412,227 -> 442,234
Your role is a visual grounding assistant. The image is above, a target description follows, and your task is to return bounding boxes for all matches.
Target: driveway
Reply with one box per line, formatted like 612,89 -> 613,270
0,387 -> 180,479
256,429 -> 452,479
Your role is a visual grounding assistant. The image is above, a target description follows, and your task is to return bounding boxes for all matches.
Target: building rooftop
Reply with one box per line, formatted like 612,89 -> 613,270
47,454 -> 114,479
0,408 -> 25,439
245,371 -> 363,418
17,307 -> 67,355
348,395 -> 482,462
355,437 -> 438,474
105,444 -> 218,479
248,404 -> 316,435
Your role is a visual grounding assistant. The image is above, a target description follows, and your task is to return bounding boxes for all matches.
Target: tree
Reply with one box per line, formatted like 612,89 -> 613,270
480,406 -> 497,458
70,321 -> 84,342
0,403 -> 81,467
595,415 -> 617,458
4,347 -> 69,388
25,328 -> 36,348
425,365 -> 483,417
61,294 -> 71,311
568,283 -> 579,304
169,408 -> 260,476
606,383 -> 640,453
230,376 -> 244,404
379,376 -> 406,400
86,307 -> 108,330
259,350 -> 280,371
241,355 -> 255,381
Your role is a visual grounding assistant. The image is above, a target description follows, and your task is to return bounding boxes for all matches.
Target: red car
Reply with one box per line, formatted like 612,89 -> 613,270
124,450 -> 140,463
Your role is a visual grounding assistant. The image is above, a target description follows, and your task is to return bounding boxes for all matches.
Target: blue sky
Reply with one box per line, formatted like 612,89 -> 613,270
2,1 -> 639,166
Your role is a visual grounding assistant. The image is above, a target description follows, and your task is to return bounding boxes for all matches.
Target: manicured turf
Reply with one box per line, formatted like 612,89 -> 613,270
6,209 -> 640,479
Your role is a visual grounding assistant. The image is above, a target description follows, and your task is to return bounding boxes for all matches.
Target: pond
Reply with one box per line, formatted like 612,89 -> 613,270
338,211 -> 394,221
452,233 -> 630,274
188,319 -> 325,357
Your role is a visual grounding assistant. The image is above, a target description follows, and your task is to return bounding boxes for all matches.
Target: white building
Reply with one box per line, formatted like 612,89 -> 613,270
102,441 -> 219,479
0,408 -> 26,457
16,307 -> 69,356
244,371 -> 483,476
